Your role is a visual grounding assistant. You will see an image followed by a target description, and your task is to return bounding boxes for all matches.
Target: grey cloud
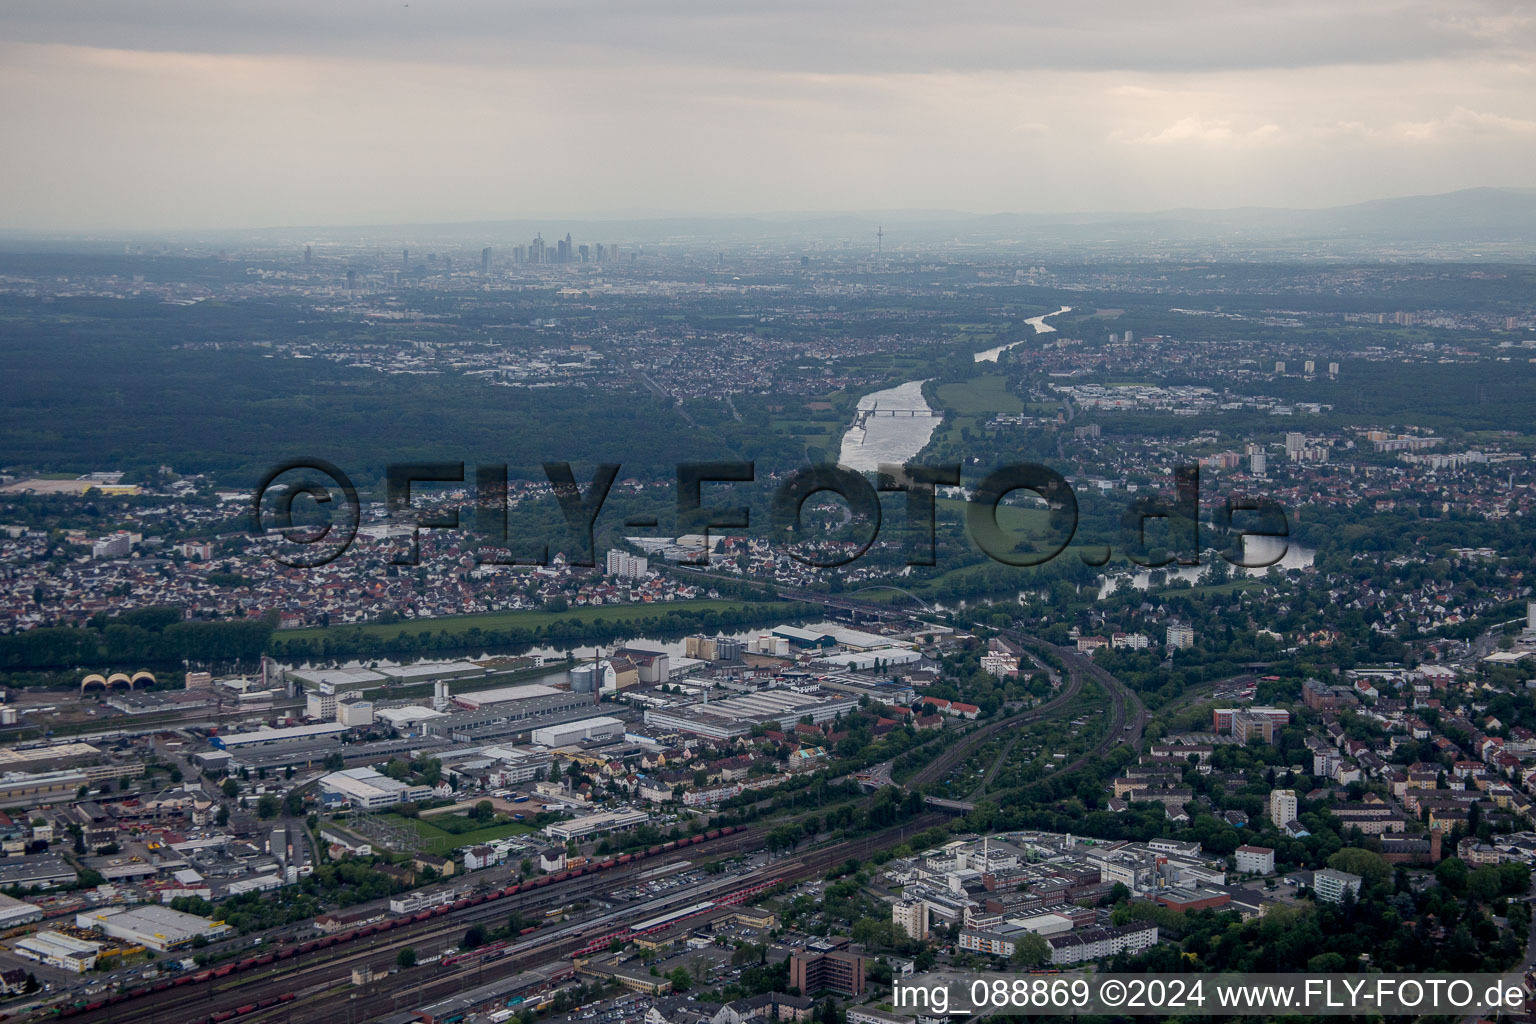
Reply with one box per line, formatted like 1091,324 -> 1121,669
4,0 -> 1532,73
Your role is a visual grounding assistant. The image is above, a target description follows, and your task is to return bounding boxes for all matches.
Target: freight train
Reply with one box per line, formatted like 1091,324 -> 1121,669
47,826 -> 746,1021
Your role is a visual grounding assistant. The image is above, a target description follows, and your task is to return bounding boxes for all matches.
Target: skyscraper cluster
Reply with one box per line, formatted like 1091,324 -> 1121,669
509,233 -> 615,264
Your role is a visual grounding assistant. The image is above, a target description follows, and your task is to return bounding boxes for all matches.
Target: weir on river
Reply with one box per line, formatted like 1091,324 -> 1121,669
849,406 -> 942,428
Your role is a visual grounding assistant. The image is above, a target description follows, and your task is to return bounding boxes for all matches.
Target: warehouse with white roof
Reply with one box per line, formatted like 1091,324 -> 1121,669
211,722 -> 347,750
531,716 -> 625,748
451,683 -> 563,711
0,893 -> 42,929
375,705 -> 447,729
16,931 -> 100,972
75,905 -> 232,952
318,767 -> 432,809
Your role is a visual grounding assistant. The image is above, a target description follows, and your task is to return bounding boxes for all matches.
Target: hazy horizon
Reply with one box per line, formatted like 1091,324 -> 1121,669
4,186 -> 1536,240
3,1 -> 1536,231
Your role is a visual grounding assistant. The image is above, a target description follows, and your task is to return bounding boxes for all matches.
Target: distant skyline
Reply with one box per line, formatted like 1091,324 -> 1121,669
3,0 -> 1535,230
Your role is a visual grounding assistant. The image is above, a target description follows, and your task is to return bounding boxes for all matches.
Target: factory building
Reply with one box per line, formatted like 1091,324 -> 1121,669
75,905 -> 233,952
684,635 -> 745,662
642,690 -> 858,741
15,932 -> 100,972
211,722 -> 348,750
0,894 -> 42,929
307,689 -> 366,720
318,767 -> 433,809
613,648 -> 670,684
543,809 -> 651,842
337,698 -> 375,727
287,667 -> 386,695
423,689 -> 601,744
451,683 -> 571,712
771,626 -> 837,649
377,661 -> 488,686
818,647 -> 922,670
374,706 -> 447,731
0,770 -> 89,808
531,716 -> 625,748
441,746 -> 551,788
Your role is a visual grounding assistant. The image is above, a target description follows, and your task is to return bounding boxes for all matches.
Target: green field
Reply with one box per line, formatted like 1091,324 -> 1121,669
379,814 -> 537,855
935,375 -> 1024,415
935,496 -> 1052,534
1177,577 -> 1266,597
275,598 -> 801,643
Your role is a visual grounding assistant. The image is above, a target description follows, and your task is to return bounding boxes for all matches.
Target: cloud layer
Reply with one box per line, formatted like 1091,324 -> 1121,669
2,1 -> 1534,229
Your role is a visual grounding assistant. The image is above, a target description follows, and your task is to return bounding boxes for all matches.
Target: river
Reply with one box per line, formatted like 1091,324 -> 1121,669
1097,536 -> 1315,597
835,306 -> 1076,472
974,305 -> 1073,362
837,379 -> 943,473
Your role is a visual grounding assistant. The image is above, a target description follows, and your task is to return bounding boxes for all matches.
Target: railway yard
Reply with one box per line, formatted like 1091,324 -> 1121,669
56,820 -> 944,1024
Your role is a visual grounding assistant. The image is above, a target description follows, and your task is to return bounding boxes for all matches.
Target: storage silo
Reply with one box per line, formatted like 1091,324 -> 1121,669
569,663 -> 598,693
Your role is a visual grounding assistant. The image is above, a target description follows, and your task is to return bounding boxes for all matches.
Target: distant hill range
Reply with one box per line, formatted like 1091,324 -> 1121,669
11,187 -> 1536,256
305,187 -> 1536,255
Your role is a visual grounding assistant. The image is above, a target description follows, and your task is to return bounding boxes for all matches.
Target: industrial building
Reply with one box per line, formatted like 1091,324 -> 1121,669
0,741 -> 104,770
306,690 -> 347,719
75,905 -> 233,952
318,767 -> 433,809
211,722 -> 348,750
817,647 -> 922,671
287,667 -> 387,695
217,741 -> 356,775
803,624 -> 907,651
422,689 -> 602,744
337,698 -> 375,727
374,706 -> 447,730
0,854 -> 76,889
531,716 -> 625,748
0,894 -> 42,929
542,809 -> 650,842
15,931 -> 100,972
642,689 -> 858,740
451,683 -> 568,712
613,648 -> 670,684
771,626 -> 837,650
569,663 -> 600,693
0,769 -> 89,808
684,635 -> 745,661
377,660 -> 488,686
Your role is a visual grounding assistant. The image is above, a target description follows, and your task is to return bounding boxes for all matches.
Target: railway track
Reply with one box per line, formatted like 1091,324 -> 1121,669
1001,629 -> 1147,771
269,819 -> 945,1024
53,825 -> 766,1024
78,819 -> 943,1024
904,660 -> 1086,791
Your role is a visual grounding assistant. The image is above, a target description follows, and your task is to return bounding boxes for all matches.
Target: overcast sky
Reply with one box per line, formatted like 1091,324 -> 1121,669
2,0 -> 1534,230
